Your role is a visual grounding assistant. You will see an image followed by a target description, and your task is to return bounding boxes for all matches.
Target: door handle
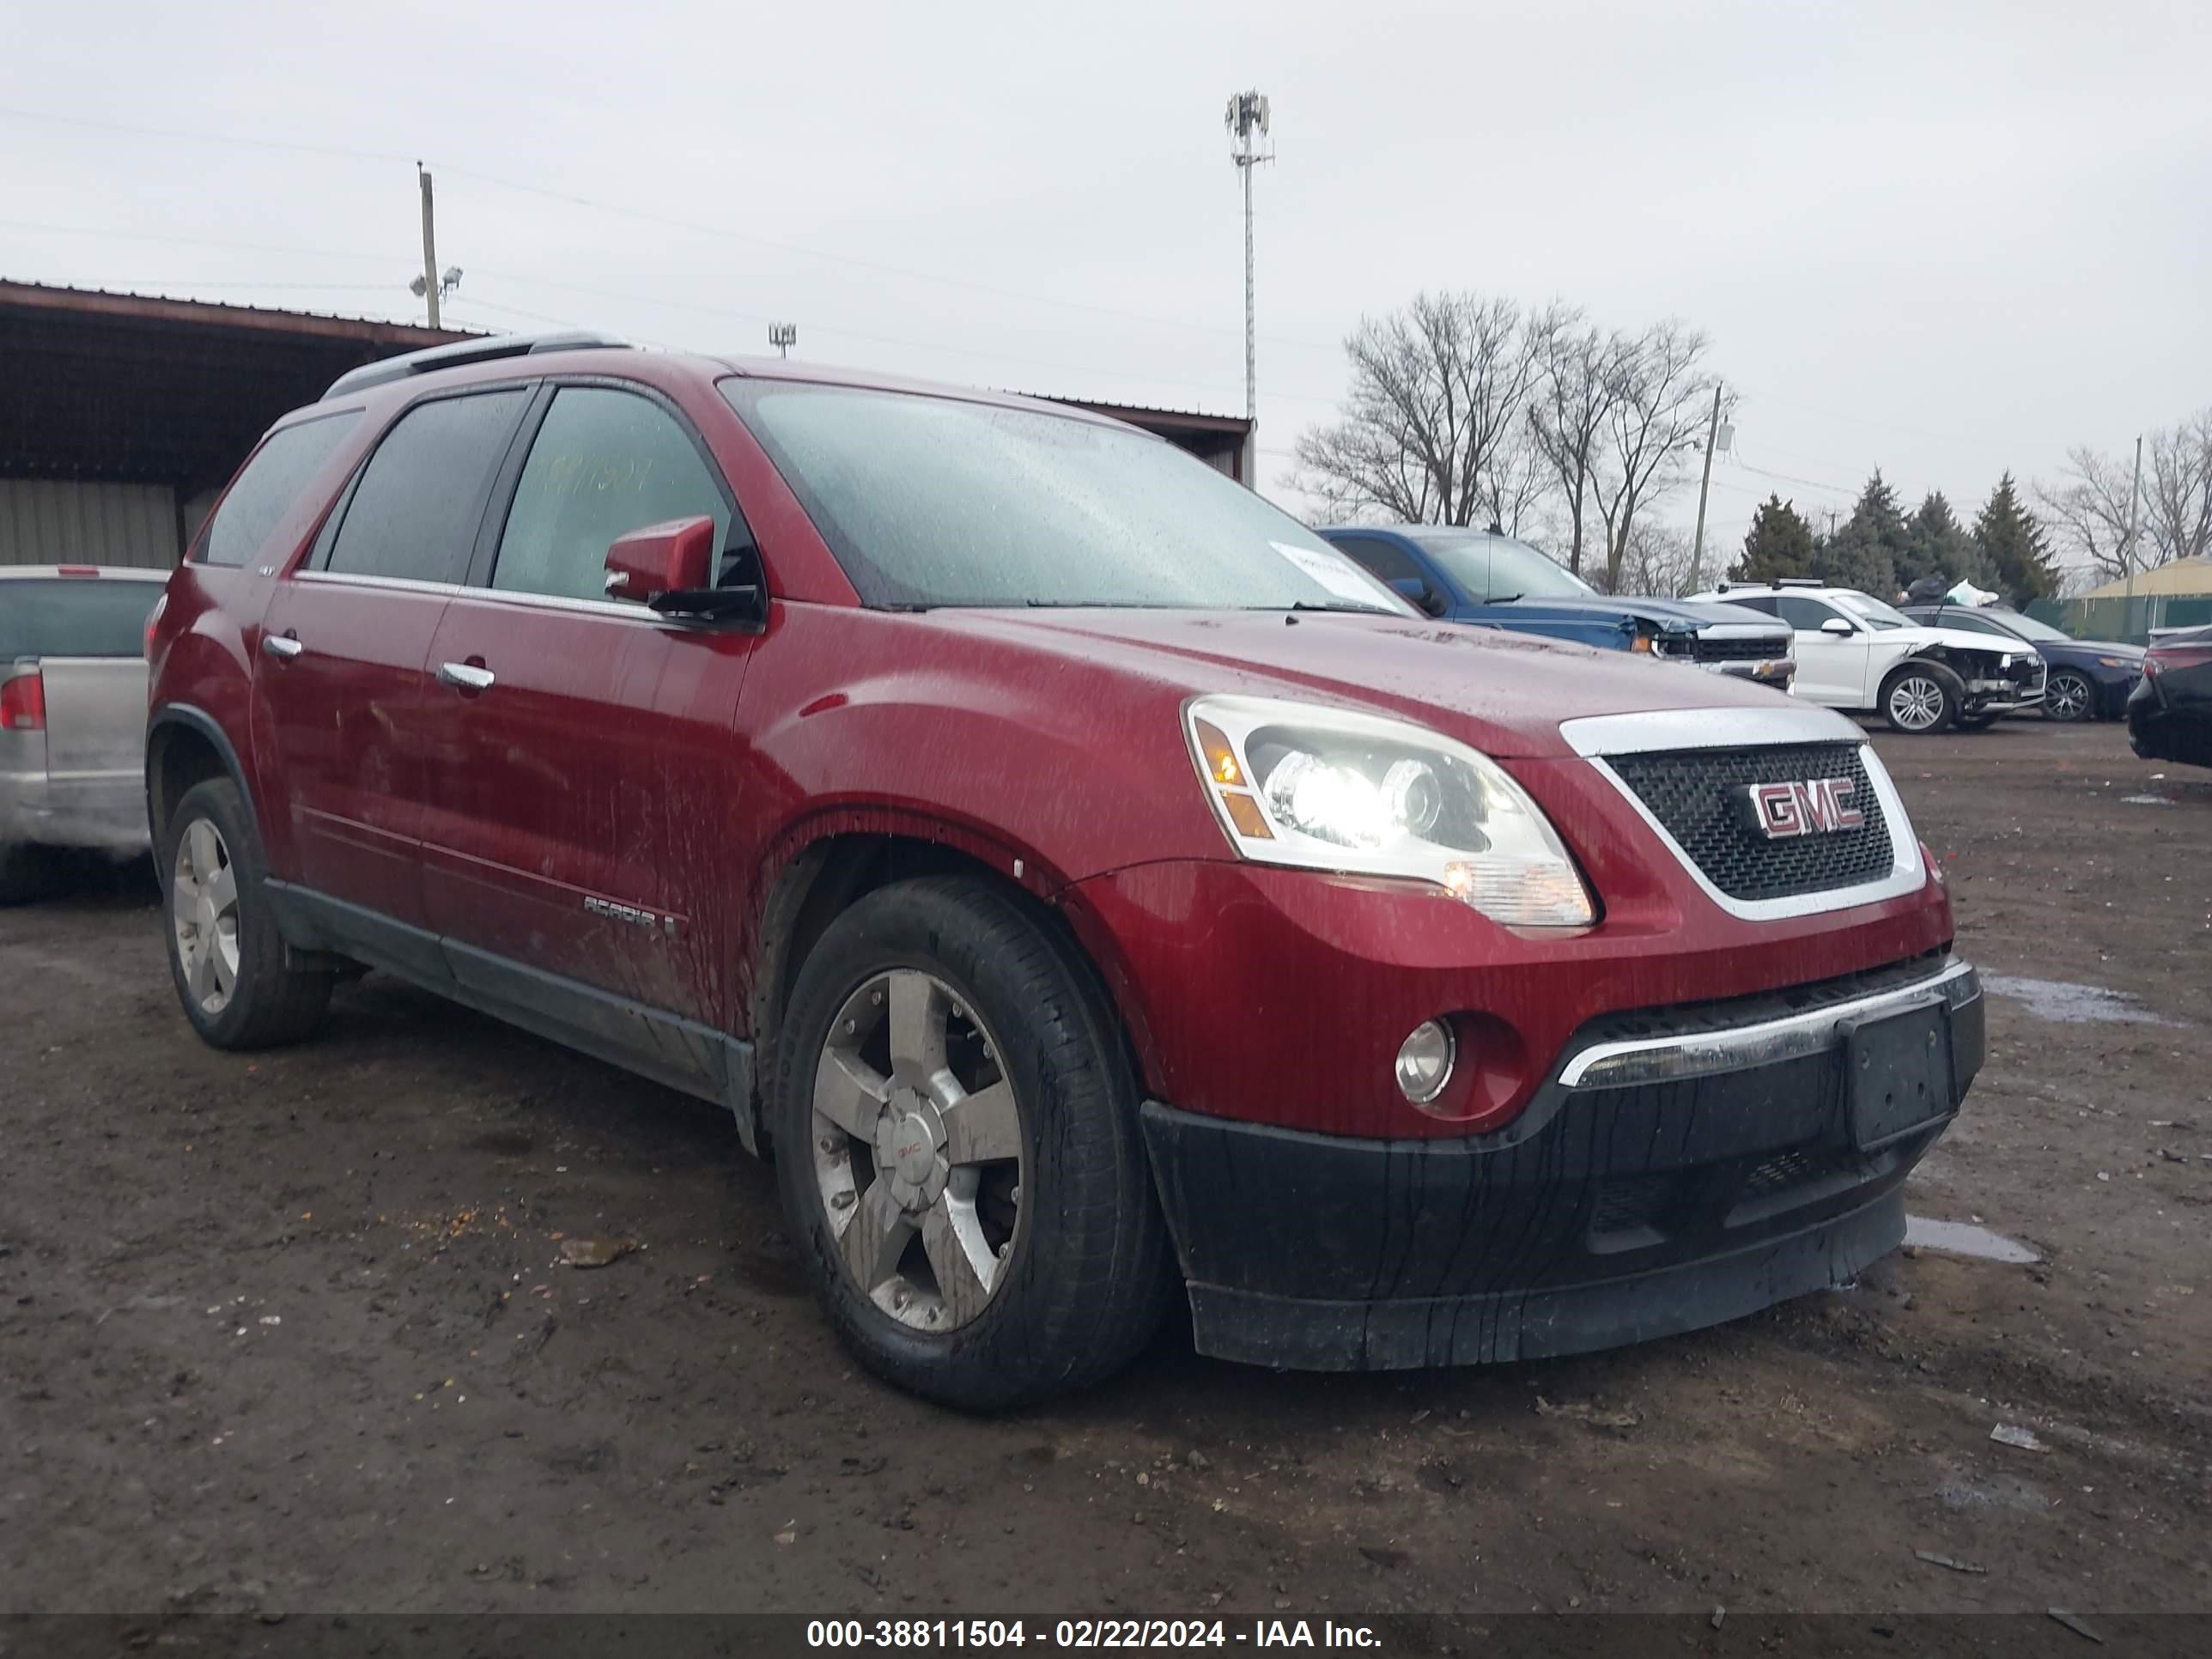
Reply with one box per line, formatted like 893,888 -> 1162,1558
437,660 -> 495,692
261,633 -> 304,660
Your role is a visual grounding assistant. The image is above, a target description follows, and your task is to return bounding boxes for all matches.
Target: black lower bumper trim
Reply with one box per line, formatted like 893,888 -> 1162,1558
1182,1189 -> 1904,1370
1140,966 -> 1978,1373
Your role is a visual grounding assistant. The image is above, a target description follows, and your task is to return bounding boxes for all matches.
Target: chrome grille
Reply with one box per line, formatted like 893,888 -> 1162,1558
1604,742 -> 1895,902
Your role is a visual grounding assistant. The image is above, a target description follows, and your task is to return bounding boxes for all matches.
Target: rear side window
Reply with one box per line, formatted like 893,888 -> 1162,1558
324,390 -> 530,584
493,387 -> 732,604
0,580 -> 163,659
200,411 -> 362,568
1775,596 -> 1842,630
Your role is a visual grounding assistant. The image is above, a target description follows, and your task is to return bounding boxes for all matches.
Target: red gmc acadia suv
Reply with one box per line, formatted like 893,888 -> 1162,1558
145,332 -> 1982,1409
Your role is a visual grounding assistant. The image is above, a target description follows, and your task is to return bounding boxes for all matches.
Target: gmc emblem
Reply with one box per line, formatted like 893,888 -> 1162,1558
1735,777 -> 1865,840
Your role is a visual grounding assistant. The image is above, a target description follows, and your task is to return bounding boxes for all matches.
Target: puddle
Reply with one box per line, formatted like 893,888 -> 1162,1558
1979,974 -> 2174,1026
1936,1473 -> 2051,1516
1905,1216 -> 2039,1264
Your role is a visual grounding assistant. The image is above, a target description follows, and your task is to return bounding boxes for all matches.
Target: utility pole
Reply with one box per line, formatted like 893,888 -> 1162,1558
1224,91 -> 1271,425
2123,432 -> 2144,638
417,163 -> 441,330
1689,382 -> 1723,592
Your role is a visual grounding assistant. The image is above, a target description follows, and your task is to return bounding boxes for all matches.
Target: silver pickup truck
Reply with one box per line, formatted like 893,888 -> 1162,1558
2,566 -> 169,902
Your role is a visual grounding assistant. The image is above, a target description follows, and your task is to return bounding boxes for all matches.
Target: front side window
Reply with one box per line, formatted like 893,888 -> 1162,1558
1329,536 -> 1425,587
493,387 -> 732,604
201,411 -> 361,568
0,580 -> 164,659
1413,533 -> 1594,604
721,382 -> 1407,614
323,390 -> 530,584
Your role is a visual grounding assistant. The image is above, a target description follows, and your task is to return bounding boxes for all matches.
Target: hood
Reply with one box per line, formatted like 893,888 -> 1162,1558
1891,623 -> 2036,656
1468,593 -> 1787,636
919,607 -> 1790,758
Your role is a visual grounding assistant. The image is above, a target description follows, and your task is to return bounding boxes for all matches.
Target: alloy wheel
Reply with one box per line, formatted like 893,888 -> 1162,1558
172,818 -> 241,1016
811,969 -> 1025,1333
1887,674 -> 1946,732
2046,673 -> 2091,722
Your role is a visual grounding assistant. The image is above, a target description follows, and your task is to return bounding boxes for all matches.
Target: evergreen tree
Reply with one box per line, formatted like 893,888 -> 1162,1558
1817,471 -> 1909,596
1899,491 -> 1978,590
1730,494 -> 1817,583
1972,473 -> 2061,607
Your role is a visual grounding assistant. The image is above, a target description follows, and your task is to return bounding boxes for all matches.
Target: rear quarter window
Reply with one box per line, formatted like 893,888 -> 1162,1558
199,410 -> 362,568
0,580 -> 165,658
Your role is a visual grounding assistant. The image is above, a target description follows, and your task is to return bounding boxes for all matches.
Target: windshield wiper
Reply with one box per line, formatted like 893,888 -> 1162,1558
1289,600 -> 1394,615
1484,592 -> 1524,605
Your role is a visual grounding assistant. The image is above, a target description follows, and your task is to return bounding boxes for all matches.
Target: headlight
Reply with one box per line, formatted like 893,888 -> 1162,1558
1184,695 -> 1596,928
2097,656 -> 2129,668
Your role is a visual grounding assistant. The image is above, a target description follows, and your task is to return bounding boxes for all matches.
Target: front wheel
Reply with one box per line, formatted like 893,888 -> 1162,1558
161,778 -> 333,1049
770,876 -> 1173,1411
2045,671 -> 2095,723
1881,662 -> 1960,734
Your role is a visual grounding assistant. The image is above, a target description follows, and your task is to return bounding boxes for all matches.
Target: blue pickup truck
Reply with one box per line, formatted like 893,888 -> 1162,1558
1321,523 -> 1796,691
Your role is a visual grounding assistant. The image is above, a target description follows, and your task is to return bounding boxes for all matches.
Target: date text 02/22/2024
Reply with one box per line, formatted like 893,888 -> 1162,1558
804,1620 -> 1382,1649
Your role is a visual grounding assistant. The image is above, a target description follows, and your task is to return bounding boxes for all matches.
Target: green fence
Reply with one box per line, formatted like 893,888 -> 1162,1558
2055,594 -> 2212,644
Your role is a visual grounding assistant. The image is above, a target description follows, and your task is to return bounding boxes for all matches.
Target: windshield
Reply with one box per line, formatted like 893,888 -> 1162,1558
720,382 -> 1411,614
1982,609 -> 2071,643
1833,590 -> 1912,630
1413,532 -> 1595,602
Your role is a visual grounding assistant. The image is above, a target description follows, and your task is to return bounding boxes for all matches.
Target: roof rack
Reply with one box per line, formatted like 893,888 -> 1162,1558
324,330 -> 629,399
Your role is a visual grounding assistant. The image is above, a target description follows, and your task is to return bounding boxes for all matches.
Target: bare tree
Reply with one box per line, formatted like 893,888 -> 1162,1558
1480,423 -> 1556,538
2036,447 -> 2137,584
1527,320 -> 1628,575
1601,520 -> 1699,597
1586,321 -> 1717,592
2143,408 -> 2212,568
1292,293 -> 1564,526
2038,410 -> 2212,581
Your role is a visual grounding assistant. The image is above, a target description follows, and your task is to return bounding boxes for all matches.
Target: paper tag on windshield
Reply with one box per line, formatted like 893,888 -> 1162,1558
1271,540 -> 1383,605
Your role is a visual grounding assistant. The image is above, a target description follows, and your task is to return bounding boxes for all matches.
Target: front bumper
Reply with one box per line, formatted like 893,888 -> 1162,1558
1142,957 -> 1981,1370
1704,657 -> 1796,691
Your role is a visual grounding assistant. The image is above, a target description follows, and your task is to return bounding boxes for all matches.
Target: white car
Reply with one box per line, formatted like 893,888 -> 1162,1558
1686,580 -> 2046,733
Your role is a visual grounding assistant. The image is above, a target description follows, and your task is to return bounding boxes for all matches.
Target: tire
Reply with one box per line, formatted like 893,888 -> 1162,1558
161,777 -> 333,1049
769,875 -> 1173,1411
0,842 -> 56,907
1955,712 -> 2000,732
1880,660 -> 1960,734
2045,670 -> 2095,723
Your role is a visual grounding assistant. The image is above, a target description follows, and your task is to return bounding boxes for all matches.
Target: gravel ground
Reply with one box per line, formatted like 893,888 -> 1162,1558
3,719 -> 2206,1629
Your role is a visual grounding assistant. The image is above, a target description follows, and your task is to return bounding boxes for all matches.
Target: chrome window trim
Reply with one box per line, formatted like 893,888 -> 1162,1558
293,570 -> 464,598
1559,959 -> 1977,1090
1559,705 -> 1926,921
295,569 -> 702,626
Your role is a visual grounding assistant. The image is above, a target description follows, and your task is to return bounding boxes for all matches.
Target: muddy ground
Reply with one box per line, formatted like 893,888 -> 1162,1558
3,720 -> 2207,1630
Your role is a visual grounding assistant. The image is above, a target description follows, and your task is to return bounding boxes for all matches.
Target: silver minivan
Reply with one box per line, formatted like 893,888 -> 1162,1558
2,566 -> 168,902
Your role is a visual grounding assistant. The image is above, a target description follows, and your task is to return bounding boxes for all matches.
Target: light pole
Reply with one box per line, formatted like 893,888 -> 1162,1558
1224,91 -> 1271,426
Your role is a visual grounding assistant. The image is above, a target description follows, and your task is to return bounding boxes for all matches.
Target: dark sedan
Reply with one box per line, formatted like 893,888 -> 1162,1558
1899,603 -> 2142,721
2129,626 -> 2212,767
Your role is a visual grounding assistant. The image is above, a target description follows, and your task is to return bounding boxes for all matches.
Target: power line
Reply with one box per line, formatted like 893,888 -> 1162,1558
0,103 -> 1344,353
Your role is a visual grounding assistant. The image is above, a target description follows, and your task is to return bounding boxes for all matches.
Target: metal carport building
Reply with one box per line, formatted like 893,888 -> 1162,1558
0,282 -> 1257,571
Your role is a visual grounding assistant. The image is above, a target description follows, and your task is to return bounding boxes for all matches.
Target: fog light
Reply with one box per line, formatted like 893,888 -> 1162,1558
1395,1020 -> 1455,1105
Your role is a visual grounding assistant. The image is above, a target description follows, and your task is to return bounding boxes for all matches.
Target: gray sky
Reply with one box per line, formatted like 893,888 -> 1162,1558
3,0 -> 2206,561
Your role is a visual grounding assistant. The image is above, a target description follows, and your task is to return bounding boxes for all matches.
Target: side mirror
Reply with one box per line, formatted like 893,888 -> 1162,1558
1388,576 -> 1448,618
1820,617 -> 1856,637
605,516 -> 717,603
